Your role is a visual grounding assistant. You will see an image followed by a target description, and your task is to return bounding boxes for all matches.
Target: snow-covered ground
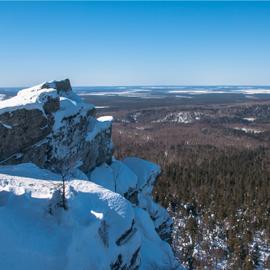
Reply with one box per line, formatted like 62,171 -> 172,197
78,89 -> 164,99
154,112 -> 202,124
233,127 -> 263,134
0,161 -> 181,270
0,163 -> 138,270
169,88 -> 270,95
244,117 -> 256,122
170,206 -> 270,269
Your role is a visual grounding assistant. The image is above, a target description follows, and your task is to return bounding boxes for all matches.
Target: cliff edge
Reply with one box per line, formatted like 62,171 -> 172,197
0,80 -> 181,270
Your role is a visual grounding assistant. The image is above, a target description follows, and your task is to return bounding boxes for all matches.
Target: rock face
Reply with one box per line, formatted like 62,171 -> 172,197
0,79 -> 112,172
0,80 -> 181,270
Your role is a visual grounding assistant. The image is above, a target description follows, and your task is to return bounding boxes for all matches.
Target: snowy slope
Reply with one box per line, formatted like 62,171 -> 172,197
0,163 -> 139,270
0,162 -> 181,270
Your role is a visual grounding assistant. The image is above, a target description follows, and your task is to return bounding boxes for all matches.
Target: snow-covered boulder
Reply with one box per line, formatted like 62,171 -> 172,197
0,80 -> 182,269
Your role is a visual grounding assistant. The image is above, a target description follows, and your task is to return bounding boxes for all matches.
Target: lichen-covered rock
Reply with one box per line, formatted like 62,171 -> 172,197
0,79 -> 113,172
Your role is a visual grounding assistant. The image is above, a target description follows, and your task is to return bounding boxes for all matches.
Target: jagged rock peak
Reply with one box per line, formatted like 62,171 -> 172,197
41,78 -> 72,93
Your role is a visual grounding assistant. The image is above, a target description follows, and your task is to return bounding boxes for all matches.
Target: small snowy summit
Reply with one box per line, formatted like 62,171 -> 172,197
0,80 -> 181,270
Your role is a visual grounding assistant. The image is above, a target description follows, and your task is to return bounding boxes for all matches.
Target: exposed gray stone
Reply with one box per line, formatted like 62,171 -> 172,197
0,109 -> 52,163
41,78 -> 72,93
42,96 -> 60,114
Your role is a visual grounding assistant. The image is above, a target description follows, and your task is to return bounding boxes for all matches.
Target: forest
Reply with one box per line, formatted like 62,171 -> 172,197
100,98 -> 270,269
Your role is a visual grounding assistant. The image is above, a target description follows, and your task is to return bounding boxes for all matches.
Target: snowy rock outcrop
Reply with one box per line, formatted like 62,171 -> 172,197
0,79 -> 112,172
89,157 -> 173,243
0,80 -> 181,270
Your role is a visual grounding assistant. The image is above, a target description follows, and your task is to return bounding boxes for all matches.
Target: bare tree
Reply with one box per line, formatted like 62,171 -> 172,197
53,148 -> 80,211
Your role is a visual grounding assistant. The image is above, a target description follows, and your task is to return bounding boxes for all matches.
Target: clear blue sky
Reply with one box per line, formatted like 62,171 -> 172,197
1,1 -> 270,86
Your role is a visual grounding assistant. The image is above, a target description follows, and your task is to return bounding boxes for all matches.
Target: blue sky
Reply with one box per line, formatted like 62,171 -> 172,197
0,1 -> 270,86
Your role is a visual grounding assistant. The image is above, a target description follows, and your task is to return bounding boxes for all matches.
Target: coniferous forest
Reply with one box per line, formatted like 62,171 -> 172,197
89,95 -> 270,269
114,128 -> 270,269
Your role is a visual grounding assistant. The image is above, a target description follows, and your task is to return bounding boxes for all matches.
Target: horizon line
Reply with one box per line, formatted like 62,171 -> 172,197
2,84 -> 270,89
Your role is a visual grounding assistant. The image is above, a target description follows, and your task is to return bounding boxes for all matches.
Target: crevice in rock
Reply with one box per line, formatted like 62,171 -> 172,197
116,219 -> 136,246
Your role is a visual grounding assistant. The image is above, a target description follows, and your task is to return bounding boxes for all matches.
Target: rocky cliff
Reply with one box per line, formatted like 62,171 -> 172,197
0,80 -> 181,270
0,79 -> 112,172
